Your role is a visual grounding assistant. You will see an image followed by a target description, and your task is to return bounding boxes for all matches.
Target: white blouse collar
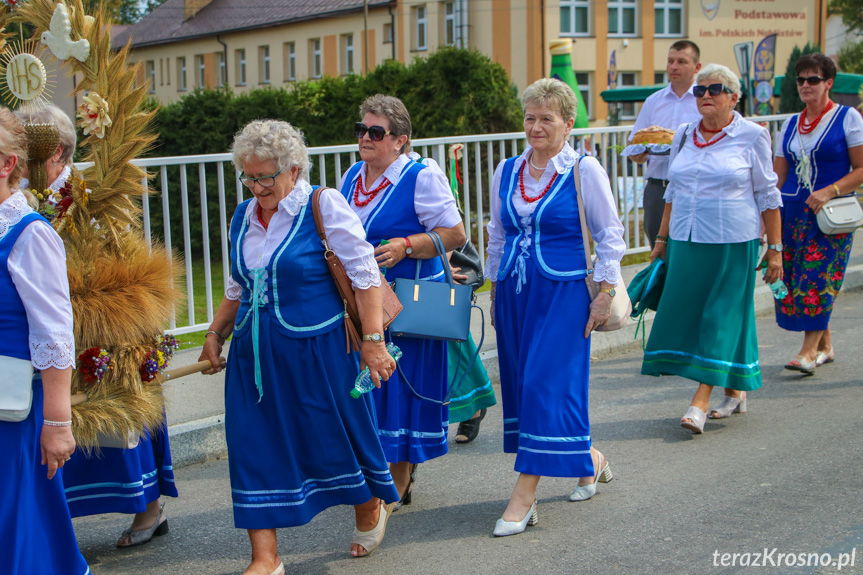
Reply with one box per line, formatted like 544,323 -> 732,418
722,111 -> 745,138
0,191 -> 34,240
244,177 -> 313,221
522,142 -> 578,175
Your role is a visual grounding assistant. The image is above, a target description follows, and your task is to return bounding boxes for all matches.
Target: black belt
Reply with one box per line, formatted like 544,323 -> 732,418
647,178 -> 669,187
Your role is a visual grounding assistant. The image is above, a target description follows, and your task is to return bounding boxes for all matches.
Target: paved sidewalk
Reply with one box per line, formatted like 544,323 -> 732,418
164,235 -> 863,468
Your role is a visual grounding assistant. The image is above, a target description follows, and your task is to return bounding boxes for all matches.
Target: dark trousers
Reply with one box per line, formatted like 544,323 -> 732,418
643,178 -> 669,249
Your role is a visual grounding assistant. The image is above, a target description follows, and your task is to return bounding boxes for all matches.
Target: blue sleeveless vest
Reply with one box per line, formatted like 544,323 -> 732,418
229,197 -> 344,341
781,105 -> 852,202
342,160 -> 445,283
0,212 -> 48,361
497,157 -> 588,287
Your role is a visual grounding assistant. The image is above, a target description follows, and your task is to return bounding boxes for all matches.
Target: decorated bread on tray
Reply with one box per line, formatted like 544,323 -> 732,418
631,125 -> 676,145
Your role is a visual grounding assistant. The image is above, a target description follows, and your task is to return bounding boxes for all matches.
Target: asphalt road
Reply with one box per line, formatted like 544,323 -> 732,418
73,287 -> 863,575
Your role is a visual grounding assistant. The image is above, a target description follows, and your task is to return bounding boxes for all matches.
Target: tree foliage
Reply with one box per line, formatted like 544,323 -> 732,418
829,0 -> 863,34
779,43 -> 822,114
838,40 -> 863,74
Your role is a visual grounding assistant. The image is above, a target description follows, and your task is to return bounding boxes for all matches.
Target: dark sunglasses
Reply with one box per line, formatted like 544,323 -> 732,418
354,122 -> 393,141
692,83 -> 733,98
796,75 -> 825,86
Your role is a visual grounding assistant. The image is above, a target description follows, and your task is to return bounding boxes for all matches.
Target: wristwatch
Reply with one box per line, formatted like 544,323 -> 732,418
404,237 -> 413,255
766,243 -> 783,252
363,333 -> 384,343
599,287 -> 616,297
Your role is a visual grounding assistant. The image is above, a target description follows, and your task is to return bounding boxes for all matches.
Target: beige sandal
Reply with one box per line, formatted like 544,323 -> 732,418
351,500 -> 392,558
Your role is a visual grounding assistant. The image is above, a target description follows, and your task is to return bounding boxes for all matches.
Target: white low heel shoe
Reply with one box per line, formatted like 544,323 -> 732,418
492,500 -> 538,537
570,452 -> 613,502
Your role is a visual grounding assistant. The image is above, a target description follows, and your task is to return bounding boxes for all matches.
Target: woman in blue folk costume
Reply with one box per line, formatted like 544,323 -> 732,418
199,120 -> 399,572
0,109 -> 89,574
772,53 -> 863,373
339,95 -> 466,509
485,79 -> 626,537
16,104 -> 179,549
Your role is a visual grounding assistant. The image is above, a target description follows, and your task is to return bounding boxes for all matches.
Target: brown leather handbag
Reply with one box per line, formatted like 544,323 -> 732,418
311,187 -> 402,353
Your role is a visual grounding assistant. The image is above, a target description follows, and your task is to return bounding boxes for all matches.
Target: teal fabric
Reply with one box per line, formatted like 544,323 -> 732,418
628,258 -> 666,318
446,334 -> 496,423
641,238 -> 763,391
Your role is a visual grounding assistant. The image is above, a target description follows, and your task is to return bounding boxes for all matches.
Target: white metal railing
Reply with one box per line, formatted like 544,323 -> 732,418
85,114 -> 792,335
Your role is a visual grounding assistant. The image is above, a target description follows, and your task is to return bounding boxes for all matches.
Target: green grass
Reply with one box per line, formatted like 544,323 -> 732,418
172,258 -> 228,350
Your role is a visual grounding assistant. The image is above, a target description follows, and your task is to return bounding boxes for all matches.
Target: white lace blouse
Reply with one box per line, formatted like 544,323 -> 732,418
1,191 -> 75,370
225,179 -> 380,300
485,143 -> 626,285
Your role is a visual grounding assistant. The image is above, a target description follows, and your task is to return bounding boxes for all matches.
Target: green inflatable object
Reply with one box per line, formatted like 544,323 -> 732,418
550,40 -> 589,128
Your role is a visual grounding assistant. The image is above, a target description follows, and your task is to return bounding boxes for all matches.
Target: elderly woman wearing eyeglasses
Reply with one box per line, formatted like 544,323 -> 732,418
339,94 -> 466,513
199,120 -> 399,571
643,64 -> 783,434
772,53 -> 863,374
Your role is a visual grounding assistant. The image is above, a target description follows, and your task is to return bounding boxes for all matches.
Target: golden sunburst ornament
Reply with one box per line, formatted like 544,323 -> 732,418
0,33 -> 56,113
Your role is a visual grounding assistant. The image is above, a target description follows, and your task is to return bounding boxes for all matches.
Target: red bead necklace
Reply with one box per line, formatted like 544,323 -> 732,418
519,162 -> 557,203
353,175 -> 391,207
693,120 -> 731,149
798,100 -> 834,135
257,205 -> 269,231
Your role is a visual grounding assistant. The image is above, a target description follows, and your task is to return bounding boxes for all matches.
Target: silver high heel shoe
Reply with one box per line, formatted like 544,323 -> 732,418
708,392 -> 747,419
570,452 -> 613,502
493,500 -> 538,537
680,405 -> 707,434
270,562 -> 285,575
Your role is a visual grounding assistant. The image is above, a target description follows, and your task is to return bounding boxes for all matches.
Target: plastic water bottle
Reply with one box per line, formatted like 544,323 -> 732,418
762,267 -> 789,300
350,342 -> 403,398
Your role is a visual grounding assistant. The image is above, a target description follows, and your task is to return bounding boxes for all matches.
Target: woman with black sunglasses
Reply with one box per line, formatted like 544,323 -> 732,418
772,53 -> 863,374
339,94 -> 466,518
643,64 -> 783,433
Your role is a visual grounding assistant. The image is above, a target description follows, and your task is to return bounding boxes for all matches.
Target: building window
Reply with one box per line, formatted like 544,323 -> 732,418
166,57 -> 171,85
415,5 -> 427,51
146,60 -> 155,93
159,59 -> 163,86
216,52 -> 226,87
654,72 -> 668,84
655,0 -> 683,37
235,49 -> 246,85
177,57 -> 186,91
383,22 -> 393,44
608,0 -> 637,37
259,45 -> 270,84
341,34 -> 354,75
619,72 -> 638,119
195,54 -> 205,88
310,38 -> 322,79
444,1 -> 456,46
561,0 -> 590,36
284,42 -> 296,81
575,72 -> 592,120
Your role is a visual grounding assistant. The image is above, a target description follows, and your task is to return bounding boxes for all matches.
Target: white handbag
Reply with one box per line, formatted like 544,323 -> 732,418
573,158 -> 632,331
0,355 -> 34,422
816,195 -> 863,235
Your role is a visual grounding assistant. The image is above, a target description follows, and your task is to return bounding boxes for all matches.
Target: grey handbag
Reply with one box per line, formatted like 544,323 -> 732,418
0,355 -> 34,422
449,239 -> 484,291
816,195 -> 863,235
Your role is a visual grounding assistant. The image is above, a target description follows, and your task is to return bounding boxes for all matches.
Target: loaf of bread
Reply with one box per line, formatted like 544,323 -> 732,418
631,126 -> 675,145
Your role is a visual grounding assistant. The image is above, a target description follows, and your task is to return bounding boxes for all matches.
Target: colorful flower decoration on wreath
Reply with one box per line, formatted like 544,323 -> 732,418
77,92 -> 112,139
139,335 -> 180,382
2,0 -> 21,11
77,347 -> 114,384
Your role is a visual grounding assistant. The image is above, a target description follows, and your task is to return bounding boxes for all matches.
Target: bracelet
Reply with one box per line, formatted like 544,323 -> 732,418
43,419 -> 72,427
832,183 -> 841,196
656,234 -> 669,241
655,238 -> 668,245
206,330 -> 227,341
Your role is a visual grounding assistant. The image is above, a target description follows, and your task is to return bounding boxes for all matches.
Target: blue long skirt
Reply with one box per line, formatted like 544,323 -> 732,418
226,311 -> 399,529
495,259 -> 594,478
373,333 -> 449,464
0,378 -> 89,574
63,419 -> 178,517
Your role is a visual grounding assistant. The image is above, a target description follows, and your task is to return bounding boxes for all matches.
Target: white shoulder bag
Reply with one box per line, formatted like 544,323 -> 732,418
0,356 -> 34,422
573,158 -> 632,331
816,195 -> 863,235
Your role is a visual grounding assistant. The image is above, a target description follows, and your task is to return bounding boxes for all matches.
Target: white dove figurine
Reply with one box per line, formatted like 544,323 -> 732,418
41,4 -> 90,63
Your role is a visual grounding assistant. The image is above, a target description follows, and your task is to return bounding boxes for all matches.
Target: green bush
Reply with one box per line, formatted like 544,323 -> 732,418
146,48 -> 522,254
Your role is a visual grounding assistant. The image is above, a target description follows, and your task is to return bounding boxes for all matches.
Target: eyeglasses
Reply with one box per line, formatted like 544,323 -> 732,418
354,123 -> 393,141
239,169 -> 283,189
692,83 -> 733,98
796,75 -> 825,86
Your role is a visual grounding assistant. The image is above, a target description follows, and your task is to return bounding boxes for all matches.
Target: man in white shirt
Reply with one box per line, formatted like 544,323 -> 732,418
630,40 -> 703,248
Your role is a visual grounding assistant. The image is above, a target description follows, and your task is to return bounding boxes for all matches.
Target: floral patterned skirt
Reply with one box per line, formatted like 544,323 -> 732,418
775,199 -> 855,332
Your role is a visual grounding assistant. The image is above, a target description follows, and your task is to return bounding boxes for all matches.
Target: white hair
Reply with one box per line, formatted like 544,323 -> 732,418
230,119 -> 310,179
696,63 -> 741,97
